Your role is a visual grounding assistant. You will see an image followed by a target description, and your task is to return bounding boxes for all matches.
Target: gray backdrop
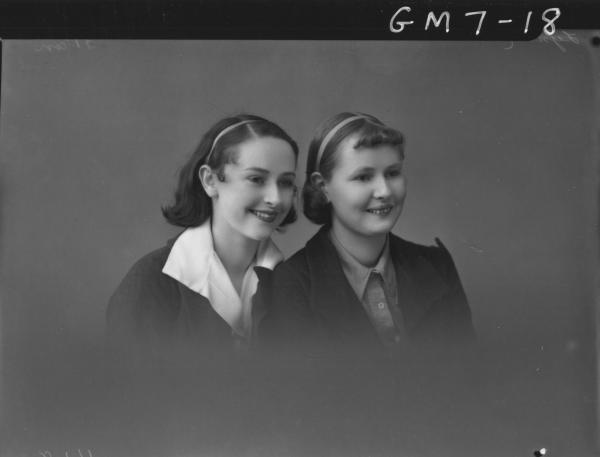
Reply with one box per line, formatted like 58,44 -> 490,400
1,39 -> 597,456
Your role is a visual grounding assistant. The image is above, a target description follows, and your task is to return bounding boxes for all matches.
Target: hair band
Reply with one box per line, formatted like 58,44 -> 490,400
205,120 -> 256,164
315,115 -> 369,169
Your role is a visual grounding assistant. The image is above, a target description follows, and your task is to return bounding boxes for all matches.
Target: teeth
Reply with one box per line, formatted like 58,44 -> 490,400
251,210 -> 277,222
367,207 -> 392,215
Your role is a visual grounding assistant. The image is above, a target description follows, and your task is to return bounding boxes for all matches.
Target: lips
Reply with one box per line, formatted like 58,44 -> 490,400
366,205 -> 394,216
249,209 -> 279,223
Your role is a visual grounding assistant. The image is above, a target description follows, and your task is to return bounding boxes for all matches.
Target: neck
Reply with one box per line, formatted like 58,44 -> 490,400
211,218 -> 260,277
331,220 -> 387,267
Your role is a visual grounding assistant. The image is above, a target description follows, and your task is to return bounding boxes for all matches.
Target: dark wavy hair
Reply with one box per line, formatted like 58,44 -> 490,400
163,114 -> 299,228
302,112 -> 405,225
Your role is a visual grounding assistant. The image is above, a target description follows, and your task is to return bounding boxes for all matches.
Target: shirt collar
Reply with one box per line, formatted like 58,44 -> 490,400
329,230 -> 394,301
161,220 -> 284,297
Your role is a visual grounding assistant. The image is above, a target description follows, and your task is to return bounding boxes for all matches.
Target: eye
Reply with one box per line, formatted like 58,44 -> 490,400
354,173 -> 372,182
278,178 -> 296,189
247,175 -> 265,185
386,167 -> 403,178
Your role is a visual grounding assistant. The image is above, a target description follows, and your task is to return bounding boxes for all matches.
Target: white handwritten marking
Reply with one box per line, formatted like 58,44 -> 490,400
542,8 -> 561,36
524,11 -> 532,33
547,36 -> 566,52
459,237 -> 484,254
425,11 -> 450,33
34,40 -> 95,53
389,6 -> 414,33
504,31 -> 579,52
538,30 -> 580,52
567,31 -> 580,44
389,7 -> 561,37
37,449 -> 93,457
464,11 -> 486,36
468,245 -> 484,254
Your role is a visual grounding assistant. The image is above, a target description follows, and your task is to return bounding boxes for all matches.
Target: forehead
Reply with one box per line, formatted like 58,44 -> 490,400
233,136 -> 296,171
334,135 -> 403,170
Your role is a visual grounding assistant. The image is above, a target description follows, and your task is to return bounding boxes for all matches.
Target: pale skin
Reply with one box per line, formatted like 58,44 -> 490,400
311,135 -> 406,267
199,136 -> 296,294
212,225 -> 258,296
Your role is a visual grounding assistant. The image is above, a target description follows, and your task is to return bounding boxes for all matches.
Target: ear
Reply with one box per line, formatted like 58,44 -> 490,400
199,165 -> 219,198
310,172 -> 328,199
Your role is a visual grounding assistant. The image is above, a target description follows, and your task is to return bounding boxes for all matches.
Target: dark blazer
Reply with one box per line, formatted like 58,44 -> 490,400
106,240 -> 235,357
257,226 -> 475,355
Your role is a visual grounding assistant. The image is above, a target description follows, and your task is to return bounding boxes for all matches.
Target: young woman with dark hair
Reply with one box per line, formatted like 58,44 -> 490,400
107,114 -> 298,356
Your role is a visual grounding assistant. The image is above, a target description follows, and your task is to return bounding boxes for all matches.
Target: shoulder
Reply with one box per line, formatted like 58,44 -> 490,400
271,226 -> 333,275
390,233 -> 445,256
271,245 -> 310,283
106,240 -> 189,347
107,243 -> 181,317
390,234 -> 461,280
391,232 -> 451,254
391,235 -> 475,342
117,244 -> 180,292
127,245 -> 171,276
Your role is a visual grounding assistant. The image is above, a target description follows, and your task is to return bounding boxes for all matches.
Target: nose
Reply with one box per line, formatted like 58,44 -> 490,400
263,181 -> 282,207
372,175 -> 391,199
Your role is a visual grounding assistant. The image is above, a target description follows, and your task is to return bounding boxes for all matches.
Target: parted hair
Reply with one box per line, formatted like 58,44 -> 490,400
302,112 -> 405,225
163,114 -> 299,228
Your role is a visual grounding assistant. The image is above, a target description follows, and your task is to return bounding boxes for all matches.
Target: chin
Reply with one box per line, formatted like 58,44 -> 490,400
243,226 -> 275,241
243,232 -> 270,242
362,221 -> 396,236
366,228 -> 393,237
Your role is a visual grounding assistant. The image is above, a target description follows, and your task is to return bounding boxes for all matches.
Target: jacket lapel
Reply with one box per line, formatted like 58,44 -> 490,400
305,227 -> 379,343
389,235 -> 448,335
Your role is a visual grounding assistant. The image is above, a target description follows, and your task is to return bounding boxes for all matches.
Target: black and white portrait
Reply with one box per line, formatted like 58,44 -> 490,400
1,20 -> 597,457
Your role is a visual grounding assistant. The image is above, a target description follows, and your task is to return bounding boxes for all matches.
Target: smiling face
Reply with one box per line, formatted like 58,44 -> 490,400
323,134 -> 406,241
210,136 -> 297,242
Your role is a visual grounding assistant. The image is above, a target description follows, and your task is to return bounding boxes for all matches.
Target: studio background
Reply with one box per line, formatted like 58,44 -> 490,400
1,39 -> 597,456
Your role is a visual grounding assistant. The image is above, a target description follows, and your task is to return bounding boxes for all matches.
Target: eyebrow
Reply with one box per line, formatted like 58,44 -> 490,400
350,162 -> 403,173
243,167 -> 270,174
350,167 -> 374,173
243,167 -> 296,177
386,162 -> 403,168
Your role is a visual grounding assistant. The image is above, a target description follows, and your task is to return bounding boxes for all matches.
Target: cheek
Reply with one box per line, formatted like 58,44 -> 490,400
332,187 -> 368,214
227,185 -> 258,205
329,188 -> 350,210
349,187 -> 373,207
393,178 -> 408,198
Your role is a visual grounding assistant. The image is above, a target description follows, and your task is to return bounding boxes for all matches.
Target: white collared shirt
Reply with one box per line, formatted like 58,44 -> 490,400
161,220 -> 283,339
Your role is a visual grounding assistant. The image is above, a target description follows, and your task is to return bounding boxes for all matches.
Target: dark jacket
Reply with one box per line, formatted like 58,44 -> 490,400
257,226 -> 475,355
106,241 -> 234,356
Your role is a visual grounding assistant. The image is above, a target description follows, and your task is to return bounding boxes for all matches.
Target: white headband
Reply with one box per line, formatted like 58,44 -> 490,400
315,115 -> 369,169
205,120 -> 255,164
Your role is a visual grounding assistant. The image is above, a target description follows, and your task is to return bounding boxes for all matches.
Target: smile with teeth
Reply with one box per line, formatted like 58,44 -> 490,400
366,205 -> 394,216
249,209 -> 278,223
